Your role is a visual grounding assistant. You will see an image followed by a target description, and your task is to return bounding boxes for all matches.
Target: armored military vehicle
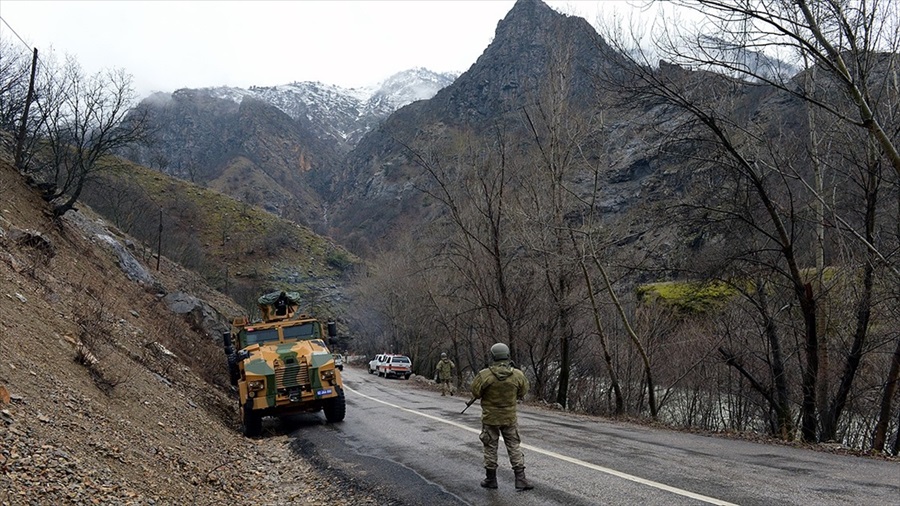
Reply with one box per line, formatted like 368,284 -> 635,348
223,291 -> 345,436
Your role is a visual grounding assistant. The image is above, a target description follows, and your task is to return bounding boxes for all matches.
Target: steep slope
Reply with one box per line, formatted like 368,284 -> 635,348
0,140 -> 364,504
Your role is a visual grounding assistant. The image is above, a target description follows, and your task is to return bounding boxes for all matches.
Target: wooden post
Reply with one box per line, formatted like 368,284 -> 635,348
14,48 -> 38,170
156,208 -> 163,271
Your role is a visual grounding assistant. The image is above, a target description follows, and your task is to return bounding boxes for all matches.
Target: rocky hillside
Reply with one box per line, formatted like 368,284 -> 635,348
325,0 -> 671,256
114,0 -> 662,255
121,89 -> 342,231
0,144 -> 375,504
330,0 -> 615,253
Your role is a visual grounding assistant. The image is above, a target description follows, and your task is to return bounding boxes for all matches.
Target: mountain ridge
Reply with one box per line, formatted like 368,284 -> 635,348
159,67 -> 458,152
123,67 -> 458,233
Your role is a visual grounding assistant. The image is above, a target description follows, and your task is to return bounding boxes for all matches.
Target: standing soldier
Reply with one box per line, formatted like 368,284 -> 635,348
470,343 -> 533,490
436,352 -> 456,396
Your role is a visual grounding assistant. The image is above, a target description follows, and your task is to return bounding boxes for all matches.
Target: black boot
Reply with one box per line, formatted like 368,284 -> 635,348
513,467 -> 533,490
480,468 -> 498,489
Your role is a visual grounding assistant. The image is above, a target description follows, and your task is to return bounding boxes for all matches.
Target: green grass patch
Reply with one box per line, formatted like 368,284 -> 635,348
637,280 -> 738,314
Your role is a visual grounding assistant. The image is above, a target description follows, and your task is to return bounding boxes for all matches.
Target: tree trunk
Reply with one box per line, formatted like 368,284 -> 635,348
595,256 -> 657,418
822,168 -> 878,441
556,329 -> 570,408
719,346 -> 786,437
820,264 -> 872,441
798,282 -> 820,442
14,48 -> 38,171
872,336 -> 900,452
572,230 -> 624,414
756,279 -> 794,439
52,162 -> 89,216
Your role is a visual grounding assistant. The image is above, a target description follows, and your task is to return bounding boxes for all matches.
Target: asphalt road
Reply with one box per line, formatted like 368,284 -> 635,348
284,367 -> 899,506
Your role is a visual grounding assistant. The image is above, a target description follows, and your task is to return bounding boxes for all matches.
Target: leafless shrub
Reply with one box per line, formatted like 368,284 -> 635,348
191,340 -> 230,388
86,357 -> 138,395
70,288 -> 136,394
260,226 -> 297,256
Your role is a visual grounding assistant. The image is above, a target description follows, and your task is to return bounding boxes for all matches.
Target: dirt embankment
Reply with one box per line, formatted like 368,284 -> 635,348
0,147 -> 374,505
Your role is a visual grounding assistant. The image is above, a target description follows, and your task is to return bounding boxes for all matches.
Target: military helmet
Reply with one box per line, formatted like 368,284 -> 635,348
441,352 -> 447,358
490,343 -> 510,361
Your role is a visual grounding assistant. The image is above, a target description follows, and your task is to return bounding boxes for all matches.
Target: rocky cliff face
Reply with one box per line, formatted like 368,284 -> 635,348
325,0 -> 646,254
125,89 -> 338,229
324,0 -> 814,259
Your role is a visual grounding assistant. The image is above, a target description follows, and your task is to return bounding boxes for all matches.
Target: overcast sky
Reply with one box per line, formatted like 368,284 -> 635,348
0,1 -> 643,98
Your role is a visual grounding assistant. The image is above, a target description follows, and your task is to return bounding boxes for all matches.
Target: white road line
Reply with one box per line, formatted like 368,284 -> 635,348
345,385 -> 739,506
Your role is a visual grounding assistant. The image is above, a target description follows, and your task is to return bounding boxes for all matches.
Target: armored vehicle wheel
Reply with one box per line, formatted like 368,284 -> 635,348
323,387 -> 346,423
241,403 -> 262,437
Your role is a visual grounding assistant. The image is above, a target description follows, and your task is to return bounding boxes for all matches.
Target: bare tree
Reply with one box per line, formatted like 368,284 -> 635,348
409,129 -> 538,364
0,37 -> 33,132
518,32 -> 590,408
81,170 -> 155,234
645,1 -> 900,179
28,56 -> 148,216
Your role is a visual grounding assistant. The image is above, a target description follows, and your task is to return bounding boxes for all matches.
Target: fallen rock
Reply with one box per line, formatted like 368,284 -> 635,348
163,292 -> 229,339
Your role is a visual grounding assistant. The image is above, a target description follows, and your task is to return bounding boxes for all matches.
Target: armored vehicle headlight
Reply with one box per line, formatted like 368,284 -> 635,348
321,370 -> 335,381
248,380 -> 265,392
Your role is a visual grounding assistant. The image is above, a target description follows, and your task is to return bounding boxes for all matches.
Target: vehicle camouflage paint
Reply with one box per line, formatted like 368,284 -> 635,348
223,291 -> 345,436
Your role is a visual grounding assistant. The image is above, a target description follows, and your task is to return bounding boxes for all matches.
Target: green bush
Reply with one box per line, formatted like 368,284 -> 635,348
637,280 -> 738,314
326,250 -> 353,272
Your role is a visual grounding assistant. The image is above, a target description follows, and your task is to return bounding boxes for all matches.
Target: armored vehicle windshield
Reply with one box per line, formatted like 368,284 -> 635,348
243,328 -> 279,346
283,322 -> 320,340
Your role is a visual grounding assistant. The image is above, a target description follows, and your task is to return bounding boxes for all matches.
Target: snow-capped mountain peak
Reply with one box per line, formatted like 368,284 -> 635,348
367,67 -> 460,112
193,68 -> 458,150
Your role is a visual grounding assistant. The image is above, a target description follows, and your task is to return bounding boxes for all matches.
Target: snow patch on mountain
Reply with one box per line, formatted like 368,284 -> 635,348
195,68 -> 457,148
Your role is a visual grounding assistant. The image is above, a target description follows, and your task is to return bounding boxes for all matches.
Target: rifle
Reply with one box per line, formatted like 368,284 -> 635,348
461,397 -> 478,414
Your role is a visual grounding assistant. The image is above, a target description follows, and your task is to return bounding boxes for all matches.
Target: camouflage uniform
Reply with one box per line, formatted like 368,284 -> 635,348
436,356 -> 455,396
470,359 -> 529,473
